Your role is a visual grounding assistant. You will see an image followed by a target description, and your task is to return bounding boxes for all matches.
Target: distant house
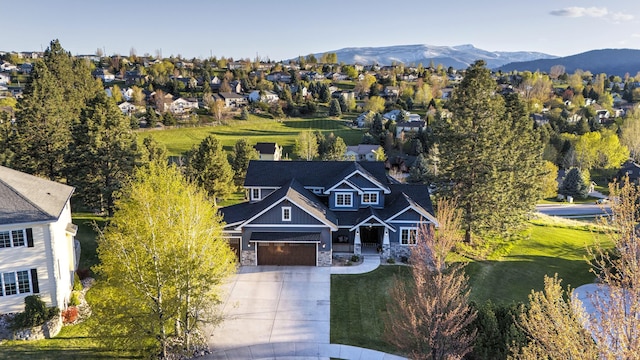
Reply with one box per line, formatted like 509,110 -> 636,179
395,119 -> 426,137
0,62 -> 18,72
18,63 -> 33,74
531,113 -> 549,126
254,142 -> 283,161
248,90 -> 279,103
345,144 -> 382,161
0,73 -> 9,85
616,160 -> 640,183
0,166 -> 78,313
118,101 -> 137,116
382,86 -> 399,99
165,97 -> 199,115
92,68 -> 115,83
217,92 -> 248,108
266,72 -> 292,83
355,110 -> 374,128
124,70 -> 149,85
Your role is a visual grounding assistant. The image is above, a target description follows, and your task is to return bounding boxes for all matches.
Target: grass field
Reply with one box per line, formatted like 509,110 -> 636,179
330,218 -> 608,352
138,115 -> 366,157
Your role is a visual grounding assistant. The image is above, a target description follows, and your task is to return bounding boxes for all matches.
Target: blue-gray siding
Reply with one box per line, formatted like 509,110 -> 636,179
250,200 -> 324,225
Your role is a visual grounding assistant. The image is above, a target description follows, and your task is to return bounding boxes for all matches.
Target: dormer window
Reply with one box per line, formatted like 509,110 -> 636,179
282,207 -> 291,221
362,192 -> 378,205
335,193 -> 353,207
251,188 -> 261,201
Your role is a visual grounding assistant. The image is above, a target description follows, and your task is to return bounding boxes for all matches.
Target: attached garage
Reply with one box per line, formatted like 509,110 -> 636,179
252,232 -> 320,266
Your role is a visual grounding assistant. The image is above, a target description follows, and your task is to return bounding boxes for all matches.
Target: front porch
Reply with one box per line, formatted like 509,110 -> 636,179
331,223 -> 392,257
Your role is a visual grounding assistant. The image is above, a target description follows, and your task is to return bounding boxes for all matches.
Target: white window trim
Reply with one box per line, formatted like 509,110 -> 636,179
250,188 -> 261,201
282,207 -> 292,222
0,229 -> 26,249
400,227 -> 418,246
361,192 -> 378,205
335,192 -> 353,207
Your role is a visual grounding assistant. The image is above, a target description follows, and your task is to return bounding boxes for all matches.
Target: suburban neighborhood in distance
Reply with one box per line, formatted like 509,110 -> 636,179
2,36 -> 640,360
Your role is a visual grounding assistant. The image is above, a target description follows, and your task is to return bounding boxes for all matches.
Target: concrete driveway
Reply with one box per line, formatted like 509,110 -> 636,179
208,266 -> 331,350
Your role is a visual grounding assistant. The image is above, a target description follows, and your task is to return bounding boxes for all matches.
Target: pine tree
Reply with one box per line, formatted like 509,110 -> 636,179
434,61 -> 543,242
66,92 -> 141,215
328,98 -> 342,117
230,139 -> 259,186
184,135 -> 235,205
558,167 -> 589,199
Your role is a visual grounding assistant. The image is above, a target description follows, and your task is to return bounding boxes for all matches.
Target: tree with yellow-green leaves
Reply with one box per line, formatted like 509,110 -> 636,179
94,161 -> 237,358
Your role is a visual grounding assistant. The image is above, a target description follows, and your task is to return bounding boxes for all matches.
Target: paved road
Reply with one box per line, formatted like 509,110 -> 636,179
536,203 -> 611,218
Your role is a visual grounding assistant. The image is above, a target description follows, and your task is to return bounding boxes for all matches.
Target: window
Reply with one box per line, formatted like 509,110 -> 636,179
362,192 -> 378,204
0,270 -> 34,296
0,229 -> 27,248
282,207 -> 291,221
400,228 -> 417,245
251,188 -> 261,201
3,273 -> 17,296
335,193 -> 353,207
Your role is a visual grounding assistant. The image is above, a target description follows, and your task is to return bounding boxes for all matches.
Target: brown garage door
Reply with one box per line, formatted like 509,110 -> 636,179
257,242 -> 316,266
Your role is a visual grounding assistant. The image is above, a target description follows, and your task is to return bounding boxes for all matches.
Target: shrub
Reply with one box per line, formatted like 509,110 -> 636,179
76,268 -> 91,280
400,256 -> 409,264
350,255 -> 360,262
69,291 -> 81,307
62,307 -> 79,324
386,258 -> 396,264
73,273 -> 83,291
12,295 -> 58,329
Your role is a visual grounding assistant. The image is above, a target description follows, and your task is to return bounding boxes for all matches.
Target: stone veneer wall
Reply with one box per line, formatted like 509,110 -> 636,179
390,243 -> 412,260
10,315 -> 62,341
241,249 -> 256,266
318,250 -> 332,267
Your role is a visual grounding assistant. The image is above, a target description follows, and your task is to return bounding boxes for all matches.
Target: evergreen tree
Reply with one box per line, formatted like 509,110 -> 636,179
66,92 -> 141,215
7,39 -> 101,180
141,136 -> 168,163
240,107 -> 249,120
184,135 -> 235,205
322,136 -> 347,161
328,98 -> 342,117
230,139 -> 259,187
319,83 -> 331,103
558,167 -> 589,199
434,61 -> 543,242
338,96 -> 348,113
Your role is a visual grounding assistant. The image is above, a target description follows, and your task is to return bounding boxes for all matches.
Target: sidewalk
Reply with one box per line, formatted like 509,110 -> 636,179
330,254 -> 381,275
205,341 -> 407,360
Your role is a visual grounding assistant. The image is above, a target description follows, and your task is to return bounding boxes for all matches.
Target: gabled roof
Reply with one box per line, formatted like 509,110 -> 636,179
244,161 -> 388,189
254,142 -> 279,155
0,166 -> 74,225
220,179 -> 338,230
324,162 -> 390,194
383,184 -> 437,225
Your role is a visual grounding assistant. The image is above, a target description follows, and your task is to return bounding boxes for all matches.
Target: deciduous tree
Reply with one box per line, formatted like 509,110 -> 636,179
294,131 -> 318,161
385,198 -> 476,359
363,96 -> 385,113
94,161 -> 236,358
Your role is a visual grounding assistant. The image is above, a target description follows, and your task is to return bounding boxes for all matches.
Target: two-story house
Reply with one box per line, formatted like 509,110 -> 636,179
0,166 -> 78,313
219,161 -> 437,266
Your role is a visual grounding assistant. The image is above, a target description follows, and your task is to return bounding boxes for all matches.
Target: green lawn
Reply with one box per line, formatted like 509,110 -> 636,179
139,115 -> 365,156
331,219 -> 607,353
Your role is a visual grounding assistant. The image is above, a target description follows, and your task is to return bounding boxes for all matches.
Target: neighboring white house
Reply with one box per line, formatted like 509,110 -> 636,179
254,142 -> 283,161
345,144 -> 382,161
0,73 -> 10,85
92,68 -> 115,83
165,97 -> 199,115
248,90 -> 279,103
0,166 -> 77,314
118,101 -> 137,116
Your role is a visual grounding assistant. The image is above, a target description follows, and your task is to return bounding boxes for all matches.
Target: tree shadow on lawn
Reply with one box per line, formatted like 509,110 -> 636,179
283,119 -> 352,129
465,255 -> 596,305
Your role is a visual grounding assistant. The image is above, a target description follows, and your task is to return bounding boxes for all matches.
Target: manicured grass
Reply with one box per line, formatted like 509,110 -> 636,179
73,213 -> 107,274
139,115 -> 365,156
331,266 -> 411,355
330,219 -> 608,353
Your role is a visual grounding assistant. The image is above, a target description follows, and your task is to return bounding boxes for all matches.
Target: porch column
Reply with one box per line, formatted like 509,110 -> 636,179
382,227 -> 391,258
354,228 -> 361,255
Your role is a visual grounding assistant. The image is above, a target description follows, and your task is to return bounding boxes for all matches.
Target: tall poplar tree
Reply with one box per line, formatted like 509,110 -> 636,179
434,61 -> 543,242
66,92 -> 142,215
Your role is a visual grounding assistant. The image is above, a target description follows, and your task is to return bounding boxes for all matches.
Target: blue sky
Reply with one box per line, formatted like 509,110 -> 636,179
4,0 -> 640,61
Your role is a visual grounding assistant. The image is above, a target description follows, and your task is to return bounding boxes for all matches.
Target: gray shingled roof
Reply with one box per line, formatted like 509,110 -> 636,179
0,166 -> 75,225
244,161 -> 388,189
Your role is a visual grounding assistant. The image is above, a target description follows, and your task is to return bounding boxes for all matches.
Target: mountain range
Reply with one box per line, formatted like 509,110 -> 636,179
309,44 -> 557,69
311,44 -> 640,76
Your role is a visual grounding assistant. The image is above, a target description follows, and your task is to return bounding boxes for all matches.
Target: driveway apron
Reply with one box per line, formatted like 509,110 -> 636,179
208,266 -> 331,350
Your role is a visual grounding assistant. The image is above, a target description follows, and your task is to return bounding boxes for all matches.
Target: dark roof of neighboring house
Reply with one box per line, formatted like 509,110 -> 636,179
396,121 -> 426,128
254,142 -> 278,155
218,92 -> 245,99
0,166 -> 74,225
616,161 -> 640,180
244,161 -> 388,188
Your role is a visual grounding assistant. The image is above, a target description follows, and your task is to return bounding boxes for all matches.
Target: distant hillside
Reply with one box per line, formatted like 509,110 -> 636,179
303,44 -> 556,69
496,49 -> 640,76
